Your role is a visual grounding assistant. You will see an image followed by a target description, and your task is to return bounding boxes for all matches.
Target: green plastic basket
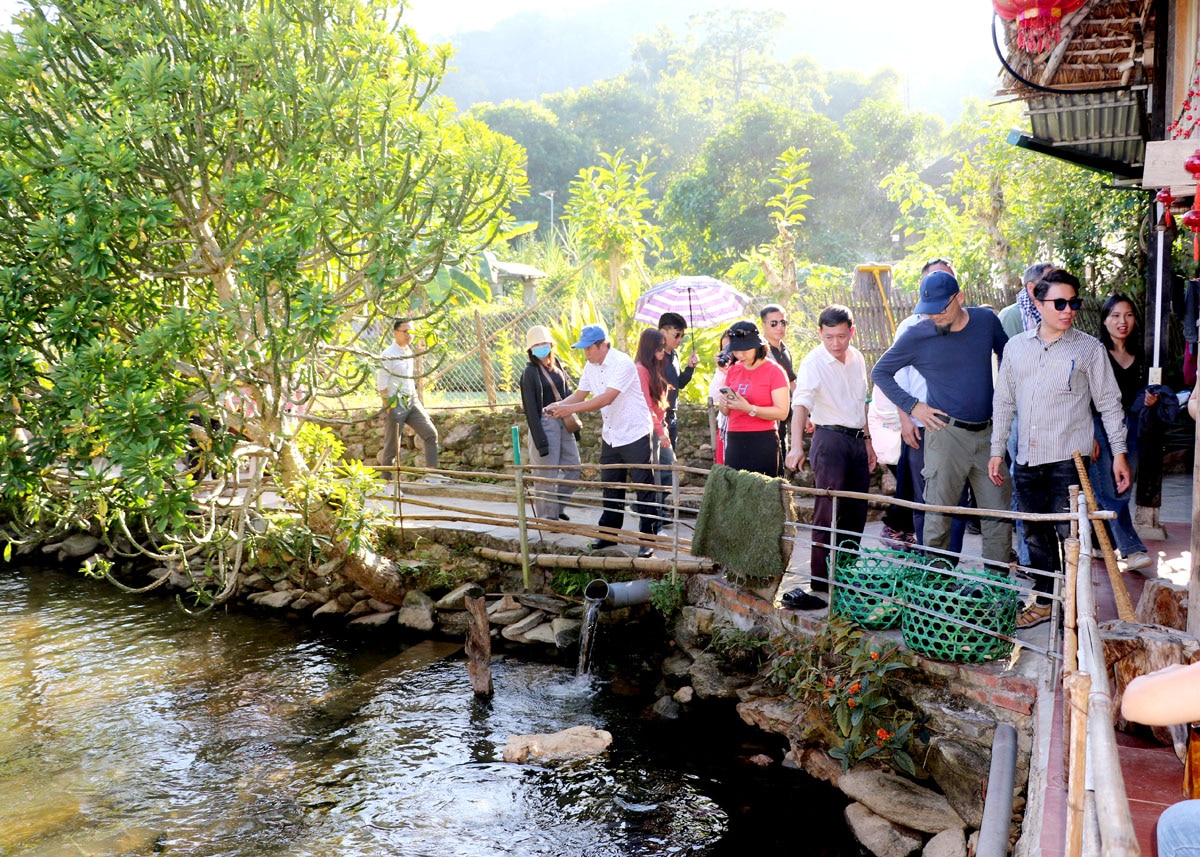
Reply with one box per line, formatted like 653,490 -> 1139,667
900,566 -> 1020,663
830,543 -> 916,630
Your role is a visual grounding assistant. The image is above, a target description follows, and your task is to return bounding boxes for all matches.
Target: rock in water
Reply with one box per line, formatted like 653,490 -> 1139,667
502,725 -> 613,763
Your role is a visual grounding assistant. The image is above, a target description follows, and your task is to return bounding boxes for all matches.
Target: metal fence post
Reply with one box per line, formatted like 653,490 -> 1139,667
511,426 -> 531,591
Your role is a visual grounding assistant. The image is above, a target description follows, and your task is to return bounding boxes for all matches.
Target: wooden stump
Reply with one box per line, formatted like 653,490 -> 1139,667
464,586 -> 493,697
1136,578 -> 1190,631
1102,619 -> 1200,745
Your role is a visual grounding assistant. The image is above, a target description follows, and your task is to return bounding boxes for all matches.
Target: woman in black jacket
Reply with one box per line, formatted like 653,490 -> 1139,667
519,325 -> 581,521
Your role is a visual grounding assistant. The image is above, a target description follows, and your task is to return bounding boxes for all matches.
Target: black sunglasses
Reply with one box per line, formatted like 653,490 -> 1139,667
768,319 -> 788,327
1042,297 -> 1083,311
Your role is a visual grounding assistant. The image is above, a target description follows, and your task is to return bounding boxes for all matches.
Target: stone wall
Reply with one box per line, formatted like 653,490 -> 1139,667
322,402 -> 720,485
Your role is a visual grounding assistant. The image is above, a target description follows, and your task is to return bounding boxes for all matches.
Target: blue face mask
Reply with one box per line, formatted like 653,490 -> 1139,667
531,345 -> 552,359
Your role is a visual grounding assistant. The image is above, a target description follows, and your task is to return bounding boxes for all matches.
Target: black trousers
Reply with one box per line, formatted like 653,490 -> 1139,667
597,434 -> 657,536
810,428 -> 870,590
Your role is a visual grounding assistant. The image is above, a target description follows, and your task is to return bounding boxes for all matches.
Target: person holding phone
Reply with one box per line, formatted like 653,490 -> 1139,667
716,320 -> 789,477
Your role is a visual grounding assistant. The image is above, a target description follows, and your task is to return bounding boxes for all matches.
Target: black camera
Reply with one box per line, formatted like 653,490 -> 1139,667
716,352 -> 732,369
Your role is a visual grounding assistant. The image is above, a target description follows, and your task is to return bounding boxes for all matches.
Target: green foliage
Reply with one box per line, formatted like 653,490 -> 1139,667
648,576 -> 684,619
0,0 -> 525,563
767,617 -> 921,775
707,623 -> 771,672
549,567 -> 593,598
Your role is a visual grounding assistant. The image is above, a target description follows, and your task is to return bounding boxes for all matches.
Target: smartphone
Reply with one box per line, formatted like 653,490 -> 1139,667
720,386 -> 736,400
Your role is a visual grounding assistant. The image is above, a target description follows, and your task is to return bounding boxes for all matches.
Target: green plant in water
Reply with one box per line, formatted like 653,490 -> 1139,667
549,567 -> 594,599
648,576 -> 684,619
767,616 -> 920,775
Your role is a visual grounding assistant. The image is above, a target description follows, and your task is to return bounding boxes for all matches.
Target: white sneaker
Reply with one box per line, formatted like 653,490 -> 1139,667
1123,552 -> 1156,574
419,474 -> 449,484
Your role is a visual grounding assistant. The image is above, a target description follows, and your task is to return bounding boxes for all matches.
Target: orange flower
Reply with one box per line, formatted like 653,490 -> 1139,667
876,728 -> 891,742
870,651 -> 880,661
847,698 -> 857,708
825,677 -> 836,687
848,682 -> 862,695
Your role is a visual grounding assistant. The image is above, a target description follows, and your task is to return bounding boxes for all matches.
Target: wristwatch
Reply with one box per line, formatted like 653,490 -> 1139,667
749,406 -> 758,418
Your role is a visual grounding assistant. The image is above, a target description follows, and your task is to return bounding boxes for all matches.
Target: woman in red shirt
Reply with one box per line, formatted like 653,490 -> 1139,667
716,320 -> 790,476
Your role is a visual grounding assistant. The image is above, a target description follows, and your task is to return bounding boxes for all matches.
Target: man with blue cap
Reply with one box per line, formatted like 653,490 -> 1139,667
872,271 -> 1013,566
544,323 -> 657,558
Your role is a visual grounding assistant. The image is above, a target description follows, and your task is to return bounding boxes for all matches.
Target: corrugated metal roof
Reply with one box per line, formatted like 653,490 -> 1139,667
1020,88 -> 1147,176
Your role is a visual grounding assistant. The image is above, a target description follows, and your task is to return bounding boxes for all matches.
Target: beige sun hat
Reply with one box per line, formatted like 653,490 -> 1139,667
525,325 -> 553,350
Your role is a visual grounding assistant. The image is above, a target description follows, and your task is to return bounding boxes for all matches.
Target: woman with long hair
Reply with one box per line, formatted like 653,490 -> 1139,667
1090,294 -> 1158,573
636,328 -> 672,531
716,320 -> 790,476
519,325 -> 581,522
707,332 -> 732,465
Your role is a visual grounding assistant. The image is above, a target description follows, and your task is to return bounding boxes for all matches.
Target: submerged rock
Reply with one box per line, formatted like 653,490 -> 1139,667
501,725 -> 613,763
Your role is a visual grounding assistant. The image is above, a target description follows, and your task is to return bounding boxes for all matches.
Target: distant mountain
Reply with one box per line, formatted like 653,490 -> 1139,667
427,0 -> 1000,121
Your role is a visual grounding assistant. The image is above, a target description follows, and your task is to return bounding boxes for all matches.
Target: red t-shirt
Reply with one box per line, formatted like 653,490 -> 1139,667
725,360 -> 787,433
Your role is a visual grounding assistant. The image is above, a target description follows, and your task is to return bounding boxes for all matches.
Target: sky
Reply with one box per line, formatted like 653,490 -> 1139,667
0,0 -> 1004,116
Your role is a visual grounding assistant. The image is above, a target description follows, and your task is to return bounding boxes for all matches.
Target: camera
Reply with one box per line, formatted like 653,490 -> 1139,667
716,352 -> 732,369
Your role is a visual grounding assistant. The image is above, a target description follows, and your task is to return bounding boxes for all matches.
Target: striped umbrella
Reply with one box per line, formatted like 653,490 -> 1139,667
632,276 -> 751,329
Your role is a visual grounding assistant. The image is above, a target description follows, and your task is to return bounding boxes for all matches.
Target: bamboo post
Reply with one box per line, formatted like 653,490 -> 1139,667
1063,537 -> 1080,674
464,585 -> 493,696
1064,669 -> 1091,857
670,468 -> 680,584
511,426 -> 531,592
475,310 -> 497,407
1071,451 -> 1135,622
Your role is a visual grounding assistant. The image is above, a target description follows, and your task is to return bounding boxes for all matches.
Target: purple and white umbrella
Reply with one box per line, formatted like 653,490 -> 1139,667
632,276 -> 751,329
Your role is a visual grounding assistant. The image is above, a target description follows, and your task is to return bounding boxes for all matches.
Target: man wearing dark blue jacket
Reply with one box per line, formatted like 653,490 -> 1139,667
872,271 -> 1013,565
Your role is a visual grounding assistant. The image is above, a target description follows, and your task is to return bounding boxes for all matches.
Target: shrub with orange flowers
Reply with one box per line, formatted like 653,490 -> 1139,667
767,616 -> 921,774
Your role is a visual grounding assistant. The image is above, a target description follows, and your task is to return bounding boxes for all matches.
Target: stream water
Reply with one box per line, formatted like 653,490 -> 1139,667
0,566 -> 856,856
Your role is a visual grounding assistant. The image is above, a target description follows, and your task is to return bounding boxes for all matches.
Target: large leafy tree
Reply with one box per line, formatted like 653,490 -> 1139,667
0,0 -> 525,599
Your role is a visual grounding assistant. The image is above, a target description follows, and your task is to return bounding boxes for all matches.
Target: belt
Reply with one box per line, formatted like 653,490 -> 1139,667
815,424 -> 867,439
945,417 -> 991,432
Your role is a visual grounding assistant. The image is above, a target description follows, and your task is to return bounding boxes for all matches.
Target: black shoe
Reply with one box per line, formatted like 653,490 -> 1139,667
781,588 -> 827,610
637,546 -> 654,559
559,513 -> 570,521
589,539 -> 618,550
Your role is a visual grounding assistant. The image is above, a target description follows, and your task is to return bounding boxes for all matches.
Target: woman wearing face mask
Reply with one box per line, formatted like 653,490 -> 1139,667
520,325 -> 581,521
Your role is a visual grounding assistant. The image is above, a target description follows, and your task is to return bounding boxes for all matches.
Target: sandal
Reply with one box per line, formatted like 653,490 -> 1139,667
1017,603 -> 1052,629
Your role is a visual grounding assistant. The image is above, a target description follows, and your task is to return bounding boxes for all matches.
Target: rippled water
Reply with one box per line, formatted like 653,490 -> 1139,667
0,567 -> 854,856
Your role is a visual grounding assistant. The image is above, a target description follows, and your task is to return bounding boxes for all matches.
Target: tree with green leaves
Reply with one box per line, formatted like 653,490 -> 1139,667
562,150 -> 660,345
0,0 -> 525,602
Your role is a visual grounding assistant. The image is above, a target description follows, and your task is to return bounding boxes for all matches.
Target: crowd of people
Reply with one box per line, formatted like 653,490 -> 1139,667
381,261 -> 1166,607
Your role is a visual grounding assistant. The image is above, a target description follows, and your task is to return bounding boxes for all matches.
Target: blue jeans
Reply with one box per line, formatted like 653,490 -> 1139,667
1012,458 -> 1079,601
1007,417 -> 1031,566
1087,412 -> 1145,556
1158,799 -> 1200,857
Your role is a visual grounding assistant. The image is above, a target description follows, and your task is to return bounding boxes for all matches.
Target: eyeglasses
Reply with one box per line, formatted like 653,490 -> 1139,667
656,346 -> 666,352
768,319 -> 788,328
1042,297 -> 1083,311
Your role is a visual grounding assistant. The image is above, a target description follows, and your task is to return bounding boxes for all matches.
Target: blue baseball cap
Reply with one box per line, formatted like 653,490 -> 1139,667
572,323 -> 608,349
914,270 -> 961,314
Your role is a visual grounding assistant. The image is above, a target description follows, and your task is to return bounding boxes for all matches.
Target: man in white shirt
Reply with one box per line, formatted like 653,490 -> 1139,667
544,323 -> 656,558
783,305 -> 876,609
377,319 -> 440,482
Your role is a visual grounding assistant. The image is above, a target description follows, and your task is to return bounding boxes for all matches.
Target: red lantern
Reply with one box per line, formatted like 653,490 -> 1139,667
1183,150 -> 1200,260
994,0 -> 1087,53
1158,188 -> 1176,229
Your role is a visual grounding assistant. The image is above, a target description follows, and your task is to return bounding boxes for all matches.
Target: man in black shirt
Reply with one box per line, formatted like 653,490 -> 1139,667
761,304 -> 795,459
656,312 -> 698,526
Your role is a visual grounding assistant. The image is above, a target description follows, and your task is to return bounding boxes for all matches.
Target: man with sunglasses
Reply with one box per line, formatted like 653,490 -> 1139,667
872,271 -> 1013,566
988,268 -> 1129,629
760,304 -> 795,457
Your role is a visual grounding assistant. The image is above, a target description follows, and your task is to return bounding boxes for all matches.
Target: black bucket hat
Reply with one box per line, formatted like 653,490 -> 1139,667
724,320 -> 767,352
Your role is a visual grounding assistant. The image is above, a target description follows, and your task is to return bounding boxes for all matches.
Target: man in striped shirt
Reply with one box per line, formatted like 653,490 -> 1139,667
988,268 -> 1129,629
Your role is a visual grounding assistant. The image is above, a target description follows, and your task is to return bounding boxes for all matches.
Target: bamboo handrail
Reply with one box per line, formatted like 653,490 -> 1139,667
1071,450 -> 1136,622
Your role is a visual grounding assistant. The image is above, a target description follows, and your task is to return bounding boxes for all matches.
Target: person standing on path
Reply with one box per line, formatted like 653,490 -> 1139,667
989,268 -> 1130,628
783,305 -> 876,609
544,323 -> 657,558
716,320 -> 790,478
657,312 -> 697,501
378,318 -> 441,485
761,304 -> 795,459
872,271 -> 1013,566
519,324 -> 581,523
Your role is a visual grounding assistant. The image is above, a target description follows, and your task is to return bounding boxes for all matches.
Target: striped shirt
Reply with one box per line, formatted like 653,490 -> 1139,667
990,327 -> 1127,465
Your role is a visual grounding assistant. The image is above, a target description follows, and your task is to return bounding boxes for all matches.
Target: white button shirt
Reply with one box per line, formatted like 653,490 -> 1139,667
578,347 -> 652,448
792,342 -> 869,429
